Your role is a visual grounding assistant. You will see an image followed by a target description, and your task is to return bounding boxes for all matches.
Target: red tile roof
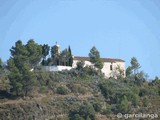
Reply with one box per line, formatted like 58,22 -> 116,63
73,56 -> 125,62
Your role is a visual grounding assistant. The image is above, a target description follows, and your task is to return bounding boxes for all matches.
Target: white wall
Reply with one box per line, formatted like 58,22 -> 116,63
42,66 -> 72,71
102,62 -> 125,78
42,60 -> 125,78
72,60 -> 94,68
73,60 -> 125,78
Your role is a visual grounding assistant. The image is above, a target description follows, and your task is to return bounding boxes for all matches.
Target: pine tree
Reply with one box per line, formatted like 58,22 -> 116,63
89,46 -> 103,70
68,46 -> 73,66
7,40 -> 42,96
41,44 -> 50,65
131,57 -> 140,74
126,66 -> 132,77
117,95 -> 129,113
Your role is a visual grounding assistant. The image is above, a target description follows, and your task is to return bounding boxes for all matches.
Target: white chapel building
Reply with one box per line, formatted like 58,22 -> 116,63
72,56 -> 125,78
42,44 -> 126,78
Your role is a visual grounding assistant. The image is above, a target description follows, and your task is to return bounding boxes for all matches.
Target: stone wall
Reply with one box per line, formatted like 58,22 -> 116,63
41,66 -> 72,72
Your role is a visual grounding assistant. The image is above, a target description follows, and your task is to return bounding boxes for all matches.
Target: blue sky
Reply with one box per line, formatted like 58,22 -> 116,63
0,0 -> 160,79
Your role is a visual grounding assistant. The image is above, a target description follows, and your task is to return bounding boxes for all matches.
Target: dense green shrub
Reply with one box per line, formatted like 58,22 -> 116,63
71,114 -> 84,120
101,104 -> 112,115
99,80 -> 116,103
132,94 -> 139,106
92,102 -> 102,112
78,103 -> 95,119
143,97 -> 149,107
77,86 -> 86,94
139,87 -> 150,97
67,84 -> 86,94
70,103 -> 96,120
57,86 -> 69,95
131,85 -> 140,95
40,86 -> 47,93
117,95 -> 130,114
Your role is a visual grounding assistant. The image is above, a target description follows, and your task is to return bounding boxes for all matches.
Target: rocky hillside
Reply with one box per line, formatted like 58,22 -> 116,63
0,69 -> 160,120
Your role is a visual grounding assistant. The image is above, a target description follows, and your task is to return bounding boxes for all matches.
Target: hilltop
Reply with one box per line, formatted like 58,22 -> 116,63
0,39 -> 159,120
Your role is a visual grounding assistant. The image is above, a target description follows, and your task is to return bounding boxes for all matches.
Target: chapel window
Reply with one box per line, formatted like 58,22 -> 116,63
110,63 -> 113,71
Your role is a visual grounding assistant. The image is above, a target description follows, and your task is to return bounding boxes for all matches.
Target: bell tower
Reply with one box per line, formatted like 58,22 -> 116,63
51,42 -> 60,60
55,42 -> 60,55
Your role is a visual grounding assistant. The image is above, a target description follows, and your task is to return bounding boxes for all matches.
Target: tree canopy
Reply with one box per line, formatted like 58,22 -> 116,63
131,57 -> 140,74
7,40 -> 42,96
88,46 -> 103,69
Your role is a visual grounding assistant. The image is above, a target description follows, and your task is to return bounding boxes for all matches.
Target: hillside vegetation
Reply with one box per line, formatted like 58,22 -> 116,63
0,40 -> 159,120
